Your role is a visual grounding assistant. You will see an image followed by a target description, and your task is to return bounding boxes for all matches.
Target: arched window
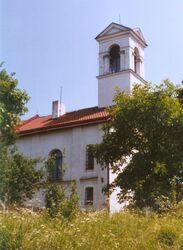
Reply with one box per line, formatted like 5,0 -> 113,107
134,47 -> 140,75
49,149 -> 63,180
109,45 -> 120,73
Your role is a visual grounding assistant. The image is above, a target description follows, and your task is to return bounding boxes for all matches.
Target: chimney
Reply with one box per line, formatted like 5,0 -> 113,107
52,100 -> 66,119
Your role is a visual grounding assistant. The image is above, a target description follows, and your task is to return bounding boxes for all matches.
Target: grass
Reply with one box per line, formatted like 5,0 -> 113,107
0,204 -> 183,250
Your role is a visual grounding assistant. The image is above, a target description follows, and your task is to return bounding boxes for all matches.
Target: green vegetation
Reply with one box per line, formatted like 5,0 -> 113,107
0,66 -> 43,207
44,153 -> 79,219
0,66 -> 29,147
0,204 -> 183,250
95,80 -> 183,210
45,182 -> 79,219
1,68 -> 183,249
0,149 -> 43,206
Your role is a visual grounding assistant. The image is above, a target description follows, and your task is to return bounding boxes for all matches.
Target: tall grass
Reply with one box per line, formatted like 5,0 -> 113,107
0,204 -> 183,249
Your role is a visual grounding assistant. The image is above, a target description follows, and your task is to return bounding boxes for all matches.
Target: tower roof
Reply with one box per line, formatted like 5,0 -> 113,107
95,22 -> 147,47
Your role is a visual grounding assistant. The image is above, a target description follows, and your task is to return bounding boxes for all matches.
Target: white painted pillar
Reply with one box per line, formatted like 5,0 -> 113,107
103,54 -> 110,74
124,48 -> 131,70
120,49 -> 125,70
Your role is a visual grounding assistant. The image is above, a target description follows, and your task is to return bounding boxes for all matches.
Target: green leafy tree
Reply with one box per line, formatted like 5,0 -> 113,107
0,66 -> 29,147
0,149 -> 43,206
95,80 -> 183,210
0,66 -> 43,207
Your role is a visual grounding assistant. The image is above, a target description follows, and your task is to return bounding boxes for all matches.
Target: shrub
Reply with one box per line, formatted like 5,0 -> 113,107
45,184 -> 65,217
157,229 -> 178,246
45,181 -> 79,219
0,148 -> 43,207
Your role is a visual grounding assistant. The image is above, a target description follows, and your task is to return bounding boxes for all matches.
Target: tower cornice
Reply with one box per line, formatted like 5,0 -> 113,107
96,69 -> 146,83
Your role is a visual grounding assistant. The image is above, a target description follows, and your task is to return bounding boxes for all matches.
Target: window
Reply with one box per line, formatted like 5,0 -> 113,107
109,44 -> 120,73
86,145 -> 94,170
49,149 -> 63,180
85,187 -> 94,205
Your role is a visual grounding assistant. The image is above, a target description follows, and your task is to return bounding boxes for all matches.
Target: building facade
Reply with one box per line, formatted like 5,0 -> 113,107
17,23 -> 147,212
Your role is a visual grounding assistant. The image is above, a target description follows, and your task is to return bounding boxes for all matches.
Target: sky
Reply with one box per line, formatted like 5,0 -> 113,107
1,0 -> 183,118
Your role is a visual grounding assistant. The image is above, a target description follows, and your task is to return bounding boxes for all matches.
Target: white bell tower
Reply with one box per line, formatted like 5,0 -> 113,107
96,23 -> 147,107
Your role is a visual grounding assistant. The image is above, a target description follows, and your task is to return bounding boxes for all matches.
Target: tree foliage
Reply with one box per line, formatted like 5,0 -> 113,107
0,148 -> 43,205
0,66 -> 29,147
95,80 -> 183,210
0,66 -> 43,207
45,155 -> 79,219
45,181 -> 79,219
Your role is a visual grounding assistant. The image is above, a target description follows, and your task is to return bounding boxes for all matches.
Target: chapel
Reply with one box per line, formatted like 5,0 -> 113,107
17,22 -> 147,212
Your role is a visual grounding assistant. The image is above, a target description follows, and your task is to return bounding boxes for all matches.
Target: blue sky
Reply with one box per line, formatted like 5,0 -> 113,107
1,0 -> 183,118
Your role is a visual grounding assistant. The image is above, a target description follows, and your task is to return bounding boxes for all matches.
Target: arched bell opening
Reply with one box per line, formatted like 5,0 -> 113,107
109,44 -> 120,73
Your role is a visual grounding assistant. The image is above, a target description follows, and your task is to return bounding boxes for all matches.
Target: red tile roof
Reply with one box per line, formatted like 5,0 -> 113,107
18,106 -> 109,136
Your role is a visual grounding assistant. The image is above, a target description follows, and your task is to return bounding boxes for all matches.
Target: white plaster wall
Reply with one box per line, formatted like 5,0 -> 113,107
98,72 -> 130,107
16,125 -> 108,210
98,69 -> 145,108
109,170 -> 127,213
109,155 -> 132,213
130,74 -> 145,89
99,36 -> 129,53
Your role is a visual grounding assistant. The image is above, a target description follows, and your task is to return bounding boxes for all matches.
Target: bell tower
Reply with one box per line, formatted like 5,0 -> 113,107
96,23 -> 147,107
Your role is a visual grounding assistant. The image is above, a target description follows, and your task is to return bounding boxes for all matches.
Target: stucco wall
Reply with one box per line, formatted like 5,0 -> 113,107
98,71 -> 131,107
16,124 -> 108,210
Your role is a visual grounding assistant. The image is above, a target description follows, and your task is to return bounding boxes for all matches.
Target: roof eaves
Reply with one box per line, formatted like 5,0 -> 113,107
18,116 -> 109,137
130,30 -> 148,47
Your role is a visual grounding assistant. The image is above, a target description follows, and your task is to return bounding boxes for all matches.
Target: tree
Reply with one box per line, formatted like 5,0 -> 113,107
0,66 -> 43,207
0,66 -> 29,147
0,148 -> 43,206
94,80 -> 183,210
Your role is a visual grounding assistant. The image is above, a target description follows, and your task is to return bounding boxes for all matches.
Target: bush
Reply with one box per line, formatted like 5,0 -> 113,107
45,181 -> 79,219
0,148 -> 43,207
45,184 -> 65,217
157,229 -> 178,246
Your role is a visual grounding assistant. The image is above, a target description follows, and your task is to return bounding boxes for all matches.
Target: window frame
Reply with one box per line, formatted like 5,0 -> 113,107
85,186 -> 94,206
85,144 -> 94,170
49,149 -> 63,181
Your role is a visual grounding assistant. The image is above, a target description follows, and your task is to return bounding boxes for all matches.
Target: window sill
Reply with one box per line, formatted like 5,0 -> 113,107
85,168 -> 95,171
80,176 -> 98,182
